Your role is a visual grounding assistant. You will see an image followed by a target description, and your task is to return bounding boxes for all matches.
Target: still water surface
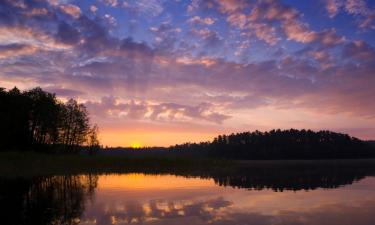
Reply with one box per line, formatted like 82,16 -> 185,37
1,167 -> 375,225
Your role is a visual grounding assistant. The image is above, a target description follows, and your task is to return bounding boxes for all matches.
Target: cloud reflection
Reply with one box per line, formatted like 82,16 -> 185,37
81,196 -> 375,225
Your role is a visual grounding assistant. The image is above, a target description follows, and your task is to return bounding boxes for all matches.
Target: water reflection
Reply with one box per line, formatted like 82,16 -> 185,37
0,175 -> 98,225
211,165 -> 372,191
1,164 -> 375,225
83,197 -> 232,225
82,196 -> 375,225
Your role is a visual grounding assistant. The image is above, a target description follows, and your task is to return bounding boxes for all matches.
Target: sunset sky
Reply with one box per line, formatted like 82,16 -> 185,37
1,0 -> 375,147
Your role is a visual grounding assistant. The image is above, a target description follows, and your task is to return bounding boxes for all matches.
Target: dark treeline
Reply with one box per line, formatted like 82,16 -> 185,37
171,129 -> 375,159
0,87 -> 99,152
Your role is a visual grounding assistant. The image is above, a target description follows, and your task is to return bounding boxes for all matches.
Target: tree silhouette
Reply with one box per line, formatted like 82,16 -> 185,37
171,129 -> 375,159
0,86 -> 99,152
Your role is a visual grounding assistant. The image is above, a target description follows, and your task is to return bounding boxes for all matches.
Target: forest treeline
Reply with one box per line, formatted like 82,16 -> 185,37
171,129 -> 375,159
0,87 -> 99,152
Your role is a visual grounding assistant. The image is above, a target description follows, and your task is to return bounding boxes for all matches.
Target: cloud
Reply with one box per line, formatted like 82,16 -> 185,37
149,23 -> 181,50
76,16 -> 119,53
345,0 -> 375,29
3,33 -> 374,119
187,0 -> 200,13
273,2 -> 344,46
249,22 -> 279,45
283,27 -> 344,46
123,0 -> 166,17
0,43 -> 36,59
226,13 -> 247,29
44,87 -> 85,97
325,0 -> 375,29
176,56 -> 216,67
345,0 -> 368,15
6,0 -> 27,9
252,0 -> 318,44
326,0 -> 342,18
303,49 -> 333,69
313,29 -> 345,46
0,26 -> 72,51
0,1 -> 373,120
281,20 -> 316,43
104,14 -> 117,26
59,4 -> 81,19
188,16 -> 216,25
216,0 -> 248,13
342,40 -> 375,61
90,5 -> 98,14
217,0 -> 346,46
191,28 -> 223,48
25,7 -> 49,17
102,0 -> 118,7
0,0 -> 375,138
85,97 -> 231,124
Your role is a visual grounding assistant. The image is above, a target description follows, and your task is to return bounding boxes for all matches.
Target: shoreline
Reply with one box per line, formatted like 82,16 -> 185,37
2,151 -> 375,177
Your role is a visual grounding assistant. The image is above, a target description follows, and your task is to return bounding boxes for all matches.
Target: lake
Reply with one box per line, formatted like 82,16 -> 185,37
1,162 -> 375,225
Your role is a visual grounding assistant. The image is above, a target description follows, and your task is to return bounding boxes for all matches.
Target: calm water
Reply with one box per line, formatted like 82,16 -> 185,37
1,165 -> 375,225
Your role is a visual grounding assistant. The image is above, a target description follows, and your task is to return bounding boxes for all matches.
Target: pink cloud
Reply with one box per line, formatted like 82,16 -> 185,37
326,0 -> 343,18
342,40 -> 375,61
188,16 -> 216,25
216,0 -> 248,13
103,0 -> 118,7
227,13 -> 247,29
325,0 -> 375,30
282,20 -> 316,43
25,7 -> 49,17
85,97 -> 230,124
0,43 -> 36,59
59,4 -> 81,19
249,22 -> 279,45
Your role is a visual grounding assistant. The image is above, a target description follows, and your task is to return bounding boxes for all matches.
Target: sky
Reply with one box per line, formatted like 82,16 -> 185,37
1,0 -> 375,147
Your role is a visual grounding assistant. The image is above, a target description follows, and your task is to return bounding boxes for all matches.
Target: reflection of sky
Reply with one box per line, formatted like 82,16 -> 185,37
79,174 -> 375,225
1,0 -> 375,146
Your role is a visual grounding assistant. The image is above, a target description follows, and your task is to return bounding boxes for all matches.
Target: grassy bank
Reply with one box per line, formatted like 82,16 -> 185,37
2,151 -> 375,178
0,151 -> 232,177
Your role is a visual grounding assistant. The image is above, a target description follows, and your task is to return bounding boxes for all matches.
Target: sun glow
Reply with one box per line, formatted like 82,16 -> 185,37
130,142 -> 142,148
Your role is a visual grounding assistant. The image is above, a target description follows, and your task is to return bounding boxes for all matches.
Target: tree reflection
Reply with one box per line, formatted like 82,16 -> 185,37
210,165 -> 372,191
137,161 -> 375,191
0,175 -> 97,225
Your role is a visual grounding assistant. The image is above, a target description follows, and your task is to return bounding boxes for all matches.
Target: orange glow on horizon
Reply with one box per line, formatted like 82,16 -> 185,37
97,107 -> 375,147
98,173 -> 215,190
99,129 -> 218,147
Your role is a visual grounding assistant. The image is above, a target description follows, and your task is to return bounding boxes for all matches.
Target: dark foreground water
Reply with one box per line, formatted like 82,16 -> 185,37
1,164 -> 375,225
